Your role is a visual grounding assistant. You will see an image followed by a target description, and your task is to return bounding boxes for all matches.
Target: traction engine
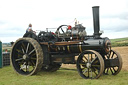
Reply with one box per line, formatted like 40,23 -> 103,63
10,6 -> 122,79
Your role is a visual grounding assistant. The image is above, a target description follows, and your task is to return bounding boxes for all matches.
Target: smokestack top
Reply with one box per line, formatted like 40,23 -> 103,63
92,6 -> 99,8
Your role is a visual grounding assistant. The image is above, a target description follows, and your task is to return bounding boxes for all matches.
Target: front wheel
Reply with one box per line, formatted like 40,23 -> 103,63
104,49 -> 122,75
77,50 -> 104,79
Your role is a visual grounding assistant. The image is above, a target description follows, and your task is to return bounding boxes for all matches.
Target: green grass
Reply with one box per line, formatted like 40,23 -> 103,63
111,37 -> 128,42
111,37 -> 128,47
0,66 -> 128,85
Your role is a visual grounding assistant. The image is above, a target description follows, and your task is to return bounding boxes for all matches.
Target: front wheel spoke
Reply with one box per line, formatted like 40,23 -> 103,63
91,56 -> 98,64
91,54 -> 92,61
83,56 -> 88,61
106,53 -> 110,59
88,54 -> 90,63
110,68 -> 113,74
92,67 -> 98,75
82,68 -> 88,74
79,61 -> 86,65
88,68 -> 89,77
111,52 -> 114,58
106,68 -> 109,73
91,69 -> 93,78
112,67 -> 117,73
92,64 -> 100,67
109,51 -> 111,58
80,64 -> 86,66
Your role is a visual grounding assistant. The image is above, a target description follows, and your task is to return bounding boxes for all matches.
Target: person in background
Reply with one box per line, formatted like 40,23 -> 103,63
26,23 -> 33,33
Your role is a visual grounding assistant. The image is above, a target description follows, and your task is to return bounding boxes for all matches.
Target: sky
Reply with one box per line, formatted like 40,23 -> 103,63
0,0 -> 128,43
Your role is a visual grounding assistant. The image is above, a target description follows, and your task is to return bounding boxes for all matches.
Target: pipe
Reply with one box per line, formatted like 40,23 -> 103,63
92,6 -> 101,38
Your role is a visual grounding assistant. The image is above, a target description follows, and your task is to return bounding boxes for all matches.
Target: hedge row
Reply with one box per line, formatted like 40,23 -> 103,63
111,42 -> 128,47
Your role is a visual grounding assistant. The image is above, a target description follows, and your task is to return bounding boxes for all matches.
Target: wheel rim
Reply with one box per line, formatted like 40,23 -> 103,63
104,49 -> 122,75
11,38 -> 43,75
77,50 -> 104,79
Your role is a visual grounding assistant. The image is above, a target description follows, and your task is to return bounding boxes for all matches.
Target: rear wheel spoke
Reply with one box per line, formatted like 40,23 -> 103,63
21,46 -> 25,54
31,57 -> 36,60
28,49 -> 35,56
31,60 -> 36,66
16,49 -> 24,54
26,61 -> 28,72
15,58 -> 23,62
26,43 -> 30,54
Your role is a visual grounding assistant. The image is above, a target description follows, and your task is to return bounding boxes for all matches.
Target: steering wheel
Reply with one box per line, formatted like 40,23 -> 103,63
55,25 -> 68,37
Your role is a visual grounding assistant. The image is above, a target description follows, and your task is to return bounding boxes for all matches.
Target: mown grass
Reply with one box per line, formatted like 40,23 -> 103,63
0,66 -> 128,85
111,37 -> 128,47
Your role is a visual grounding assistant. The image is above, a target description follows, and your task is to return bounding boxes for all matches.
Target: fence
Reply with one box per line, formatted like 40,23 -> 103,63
0,41 -> 11,68
2,52 -> 10,66
0,41 -> 2,68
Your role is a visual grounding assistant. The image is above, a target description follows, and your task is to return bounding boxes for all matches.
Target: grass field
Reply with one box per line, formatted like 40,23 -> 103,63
0,66 -> 128,85
111,37 -> 128,47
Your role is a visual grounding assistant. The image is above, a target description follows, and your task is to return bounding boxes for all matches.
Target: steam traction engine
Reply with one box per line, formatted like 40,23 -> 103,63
10,6 -> 122,79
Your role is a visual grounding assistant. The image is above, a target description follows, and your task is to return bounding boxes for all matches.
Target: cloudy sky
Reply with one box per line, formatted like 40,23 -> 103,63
0,0 -> 128,43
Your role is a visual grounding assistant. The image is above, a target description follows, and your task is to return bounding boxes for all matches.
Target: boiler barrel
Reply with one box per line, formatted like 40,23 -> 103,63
49,38 -> 111,54
67,39 -> 104,53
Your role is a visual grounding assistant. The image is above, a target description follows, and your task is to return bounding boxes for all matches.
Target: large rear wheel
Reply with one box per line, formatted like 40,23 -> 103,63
10,38 -> 43,75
